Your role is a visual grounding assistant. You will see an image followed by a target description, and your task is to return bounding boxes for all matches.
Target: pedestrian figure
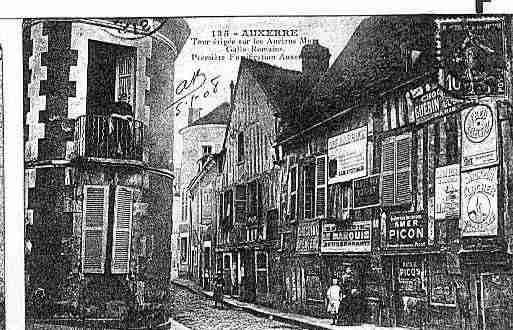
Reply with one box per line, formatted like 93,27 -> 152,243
326,278 -> 341,325
340,267 -> 356,325
213,271 -> 225,308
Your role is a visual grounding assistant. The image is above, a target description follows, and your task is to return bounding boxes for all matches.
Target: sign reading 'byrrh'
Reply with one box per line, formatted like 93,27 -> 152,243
461,104 -> 498,170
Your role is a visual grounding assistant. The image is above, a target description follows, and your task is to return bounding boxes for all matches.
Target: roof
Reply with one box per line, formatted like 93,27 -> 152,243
297,15 -> 438,128
188,102 -> 231,127
240,57 -> 315,116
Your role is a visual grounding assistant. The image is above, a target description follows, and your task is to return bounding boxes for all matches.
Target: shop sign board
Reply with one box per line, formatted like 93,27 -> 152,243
461,166 -> 498,237
321,220 -> 371,253
353,174 -> 380,209
328,126 -> 367,184
435,164 -> 460,220
397,256 -> 425,293
461,104 -> 498,170
296,220 -> 319,254
412,85 -> 469,124
437,17 -> 506,97
385,212 -> 427,249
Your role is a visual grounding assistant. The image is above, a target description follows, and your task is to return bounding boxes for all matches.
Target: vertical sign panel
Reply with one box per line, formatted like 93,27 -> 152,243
328,126 -> 367,184
435,164 -> 460,220
461,167 -> 498,237
461,104 -> 498,170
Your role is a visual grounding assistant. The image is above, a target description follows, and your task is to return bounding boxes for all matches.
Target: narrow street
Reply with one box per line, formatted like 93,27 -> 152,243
168,283 -> 303,330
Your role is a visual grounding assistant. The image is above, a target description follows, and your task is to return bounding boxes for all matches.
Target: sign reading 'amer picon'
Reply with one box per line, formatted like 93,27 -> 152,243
384,212 -> 428,249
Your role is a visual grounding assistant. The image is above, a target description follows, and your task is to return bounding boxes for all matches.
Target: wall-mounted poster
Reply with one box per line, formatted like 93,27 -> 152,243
430,273 -> 456,307
328,126 -> 367,184
461,166 -> 498,237
397,256 -> 425,294
461,104 -> 498,170
296,220 -> 319,254
437,17 -> 506,97
353,174 -> 380,208
435,164 -> 460,220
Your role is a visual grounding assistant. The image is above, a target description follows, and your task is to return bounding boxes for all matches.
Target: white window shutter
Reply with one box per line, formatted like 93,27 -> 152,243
381,137 -> 395,206
395,133 -> 412,205
315,155 -> 327,218
111,186 -> 134,274
82,185 -> 109,274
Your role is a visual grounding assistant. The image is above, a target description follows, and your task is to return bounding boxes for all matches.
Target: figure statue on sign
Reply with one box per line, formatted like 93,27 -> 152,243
460,24 -> 496,95
450,22 -> 501,96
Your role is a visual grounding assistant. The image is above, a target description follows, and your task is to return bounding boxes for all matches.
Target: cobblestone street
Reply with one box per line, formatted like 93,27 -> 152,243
168,284 -> 303,330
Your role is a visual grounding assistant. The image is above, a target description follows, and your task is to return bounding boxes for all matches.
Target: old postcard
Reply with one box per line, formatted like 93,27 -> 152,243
19,9 -> 513,330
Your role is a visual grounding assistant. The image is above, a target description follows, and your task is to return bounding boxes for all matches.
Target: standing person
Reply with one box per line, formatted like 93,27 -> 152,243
341,267 -> 356,325
213,271 -> 225,309
326,279 -> 342,325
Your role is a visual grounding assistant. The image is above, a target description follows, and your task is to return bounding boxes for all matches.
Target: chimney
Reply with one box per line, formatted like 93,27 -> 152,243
300,40 -> 330,80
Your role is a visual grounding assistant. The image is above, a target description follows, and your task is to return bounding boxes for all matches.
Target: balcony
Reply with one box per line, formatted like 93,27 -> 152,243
74,114 -> 144,162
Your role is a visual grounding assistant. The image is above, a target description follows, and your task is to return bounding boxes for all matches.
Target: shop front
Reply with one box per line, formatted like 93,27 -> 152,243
381,210 -> 431,328
321,217 -> 372,323
287,220 -> 324,316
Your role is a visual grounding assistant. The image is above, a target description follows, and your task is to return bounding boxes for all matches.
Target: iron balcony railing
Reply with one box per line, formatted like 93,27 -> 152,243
74,114 -> 144,161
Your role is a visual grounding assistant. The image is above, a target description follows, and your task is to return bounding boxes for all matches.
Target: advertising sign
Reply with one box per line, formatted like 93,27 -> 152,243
430,273 -> 456,306
321,220 -> 371,253
435,164 -> 460,220
296,220 -> 319,254
461,166 -> 498,237
461,104 -> 498,170
438,18 -> 505,97
328,126 -> 367,184
412,85 -> 468,124
397,256 -> 425,293
353,174 -> 380,208
385,212 -> 427,249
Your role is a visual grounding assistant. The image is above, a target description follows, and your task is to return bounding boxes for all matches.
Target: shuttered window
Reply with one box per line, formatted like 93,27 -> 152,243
303,164 -> 315,219
82,185 -> 109,274
111,186 -> 134,274
315,155 -> 327,218
289,165 -> 298,221
381,133 -> 412,206
235,185 -> 246,223
115,55 -> 135,107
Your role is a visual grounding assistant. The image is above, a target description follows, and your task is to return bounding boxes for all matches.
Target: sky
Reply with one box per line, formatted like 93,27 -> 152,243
172,16 -> 365,168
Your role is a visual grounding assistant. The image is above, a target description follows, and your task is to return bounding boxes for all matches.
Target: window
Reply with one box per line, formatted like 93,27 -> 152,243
82,185 -> 110,274
221,189 -> 233,229
87,40 -> 136,115
303,163 -> 315,219
111,186 -> 134,274
82,185 -> 134,275
289,165 -> 298,221
328,182 -> 353,221
315,155 -> 327,218
249,181 -> 258,217
237,132 -> 245,162
180,237 -> 187,264
202,145 -> 213,157
382,133 -> 412,206
115,55 -> 136,106
235,185 -> 246,223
